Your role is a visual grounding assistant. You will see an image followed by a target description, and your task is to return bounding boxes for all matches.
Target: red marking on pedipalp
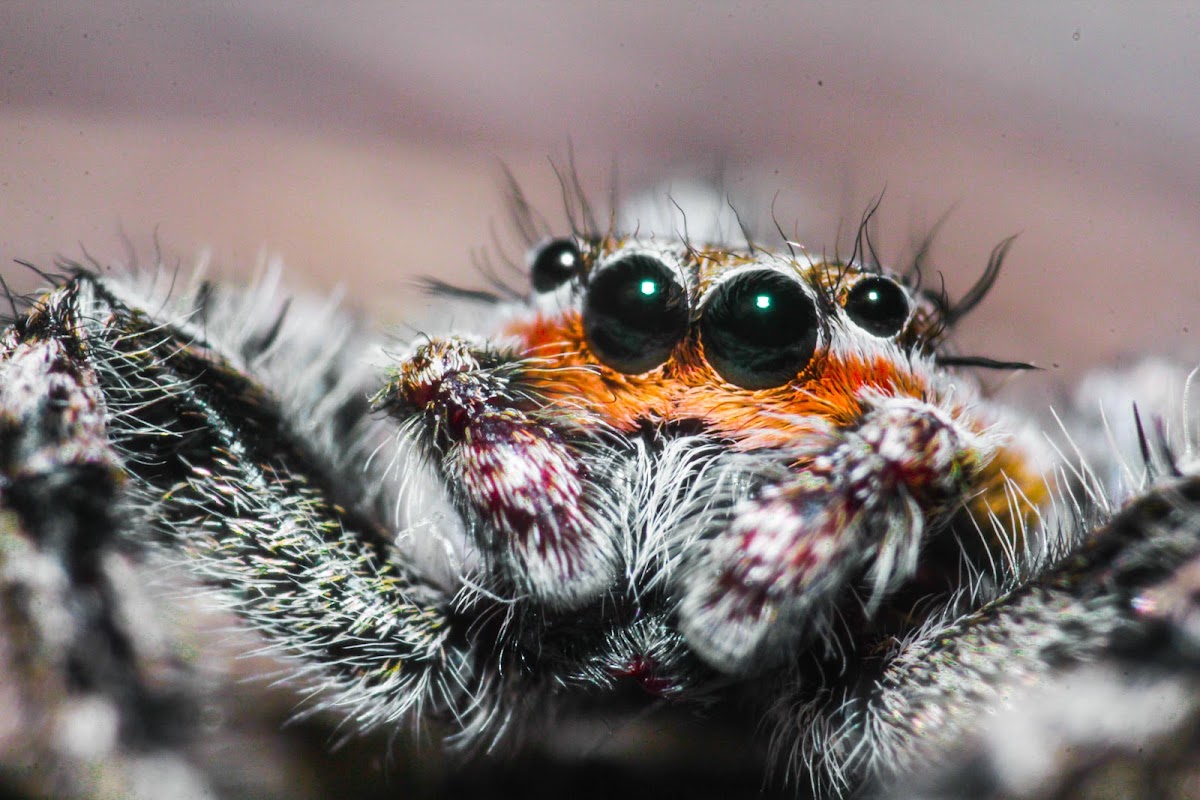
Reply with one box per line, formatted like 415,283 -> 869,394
612,654 -> 677,697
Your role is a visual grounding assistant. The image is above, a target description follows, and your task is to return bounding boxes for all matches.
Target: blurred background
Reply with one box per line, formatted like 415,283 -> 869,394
2,2 -> 1198,391
2,5 -> 1198,797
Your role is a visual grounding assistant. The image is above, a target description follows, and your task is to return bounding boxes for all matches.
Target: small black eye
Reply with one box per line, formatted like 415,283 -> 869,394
700,270 -> 819,390
583,253 -> 688,374
844,277 -> 910,337
530,238 -> 582,293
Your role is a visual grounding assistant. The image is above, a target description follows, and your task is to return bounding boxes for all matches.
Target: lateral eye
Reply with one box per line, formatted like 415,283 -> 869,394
844,276 -> 910,337
530,238 -> 582,293
700,270 -> 819,390
583,253 -> 688,375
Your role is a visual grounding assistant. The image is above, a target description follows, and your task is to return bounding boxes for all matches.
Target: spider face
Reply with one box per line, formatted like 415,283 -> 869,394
377,232 -> 1046,675
501,238 -> 946,445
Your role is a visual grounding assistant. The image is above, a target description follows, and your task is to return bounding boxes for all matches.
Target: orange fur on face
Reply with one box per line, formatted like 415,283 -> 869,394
504,247 -> 1042,537
505,309 -> 929,450
505,301 -> 1050,563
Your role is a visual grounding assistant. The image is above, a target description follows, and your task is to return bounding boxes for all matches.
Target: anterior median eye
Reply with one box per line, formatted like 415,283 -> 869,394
700,270 -> 818,390
583,253 -> 688,374
844,276 -> 910,337
530,238 -> 582,293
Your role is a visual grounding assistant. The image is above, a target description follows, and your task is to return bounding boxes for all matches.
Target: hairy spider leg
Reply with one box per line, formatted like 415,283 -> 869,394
0,274 -> 488,737
775,472 -> 1200,795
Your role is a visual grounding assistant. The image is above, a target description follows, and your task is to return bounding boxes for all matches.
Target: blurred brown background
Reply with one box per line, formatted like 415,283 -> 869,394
2,2 -> 1197,391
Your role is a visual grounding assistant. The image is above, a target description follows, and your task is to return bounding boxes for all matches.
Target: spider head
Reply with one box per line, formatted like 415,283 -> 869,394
504,236 -> 948,450
374,226 -> 1046,689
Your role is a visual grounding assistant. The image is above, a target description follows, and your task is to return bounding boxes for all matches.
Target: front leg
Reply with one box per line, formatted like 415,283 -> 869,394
777,473 -> 1200,796
681,395 -> 999,672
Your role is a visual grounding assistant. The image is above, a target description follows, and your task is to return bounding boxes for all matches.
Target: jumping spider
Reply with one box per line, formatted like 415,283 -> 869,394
1,187 -> 1198,799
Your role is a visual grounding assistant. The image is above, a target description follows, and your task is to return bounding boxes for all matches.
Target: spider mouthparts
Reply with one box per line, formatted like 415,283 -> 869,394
382,336 -> 619,609
678,580 -> 780,675
680,398 -> 992,673
375,338 -> 503,417
452,409 -> 620,607
611,654 -> 679,697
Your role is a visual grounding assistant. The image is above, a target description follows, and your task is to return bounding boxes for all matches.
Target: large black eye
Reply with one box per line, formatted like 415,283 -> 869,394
530,238 -> 582,293
583,253 -> 688,374
844,277 -> 910,337
700,270 -> 819,390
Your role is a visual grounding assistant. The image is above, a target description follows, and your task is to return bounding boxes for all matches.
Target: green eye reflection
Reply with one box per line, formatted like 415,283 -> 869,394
529,238 -> 582,293
700,270 -> 818,390
583,254 -> 689,375
844,277 -> 910,338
